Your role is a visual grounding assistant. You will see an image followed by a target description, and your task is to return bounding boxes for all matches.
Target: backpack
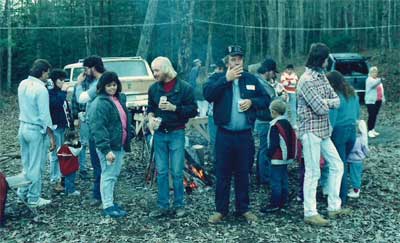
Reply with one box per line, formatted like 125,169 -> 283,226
57,145 -> 79,176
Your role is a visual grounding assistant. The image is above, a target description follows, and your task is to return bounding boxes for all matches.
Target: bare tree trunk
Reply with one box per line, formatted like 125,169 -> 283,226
267,0 -> 277,58
295,0 -> 304,55
35,0 -> 42,58
387,0 -> 393,50
205,0 -> 216,73
107,0 -> 112,55
242,0 -> 255,63
136,0 -> 159,59
83,0 -> 92,56
277,0 -> 285,63
258,4 -> 264,59
6,0 -> 11,91
177,0 -> 195,78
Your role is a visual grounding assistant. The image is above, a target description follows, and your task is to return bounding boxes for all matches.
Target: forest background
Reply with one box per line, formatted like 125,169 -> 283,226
0,0 -> 399,100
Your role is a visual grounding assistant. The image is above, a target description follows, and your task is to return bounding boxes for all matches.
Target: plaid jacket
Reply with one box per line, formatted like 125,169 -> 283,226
297,68 -> 339,138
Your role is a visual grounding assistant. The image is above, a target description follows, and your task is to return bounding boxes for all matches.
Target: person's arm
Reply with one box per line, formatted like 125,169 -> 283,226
366,77 -> 382,91
299,80 -> 330,115
329,107 -> 338,127
203,73 -> 231,103
266,126 -> 280,158
79,82 -> 96,103
90,100 -> 112,155
175,85 -> 198,120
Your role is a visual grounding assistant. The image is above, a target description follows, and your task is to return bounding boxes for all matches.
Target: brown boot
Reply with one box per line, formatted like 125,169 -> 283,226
304,214 -> 330,226
208,212 -> 224,224
242,211 -> 258,222
328,208 -> 351,218
54,182 -> 64,192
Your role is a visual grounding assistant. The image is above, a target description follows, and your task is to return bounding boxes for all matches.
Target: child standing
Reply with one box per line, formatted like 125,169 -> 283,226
261,100 -> 297,213
58,129 -> 82,196
347,120 -> 369,198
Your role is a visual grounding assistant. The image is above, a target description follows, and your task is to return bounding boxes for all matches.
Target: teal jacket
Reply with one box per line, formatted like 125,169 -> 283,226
329,93 -> 360,127
89,93 -> 132,155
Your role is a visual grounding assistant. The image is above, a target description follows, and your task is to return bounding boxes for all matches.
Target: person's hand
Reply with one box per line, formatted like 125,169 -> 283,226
77,72 -> 86,85
225,65 -> 243,81
73,119 -> 80,128
49,137 -> 56,152
61,82 -> 73,91
159,101 -> 176,111
239,99 -> 252,111
106,151 -> 116,164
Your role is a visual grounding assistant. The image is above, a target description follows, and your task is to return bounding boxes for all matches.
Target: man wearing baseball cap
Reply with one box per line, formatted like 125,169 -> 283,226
204,45 -> 270,223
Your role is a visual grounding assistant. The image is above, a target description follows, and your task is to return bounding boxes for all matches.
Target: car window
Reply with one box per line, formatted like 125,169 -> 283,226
335,61 -> 368,76
72,67 -> 84,82
104,61 -> 149,77
327,58 -> 333,71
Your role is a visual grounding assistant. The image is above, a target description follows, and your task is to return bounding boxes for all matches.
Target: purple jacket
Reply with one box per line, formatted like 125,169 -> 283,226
347,135 -> 369,163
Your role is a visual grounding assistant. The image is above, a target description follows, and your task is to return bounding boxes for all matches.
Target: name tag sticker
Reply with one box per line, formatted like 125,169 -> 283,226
246,85 -> 255,90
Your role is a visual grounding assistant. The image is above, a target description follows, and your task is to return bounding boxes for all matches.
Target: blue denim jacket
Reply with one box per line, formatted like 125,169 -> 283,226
18,76 -> 53,133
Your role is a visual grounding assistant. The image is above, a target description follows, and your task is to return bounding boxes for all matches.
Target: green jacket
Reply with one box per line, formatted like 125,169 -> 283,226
89,93 -> 132,155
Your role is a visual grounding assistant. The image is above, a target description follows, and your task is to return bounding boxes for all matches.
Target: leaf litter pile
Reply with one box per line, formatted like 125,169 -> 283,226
0,96 -> 399,243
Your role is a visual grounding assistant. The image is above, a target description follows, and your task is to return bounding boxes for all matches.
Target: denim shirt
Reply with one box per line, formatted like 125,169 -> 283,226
18,76 -> 54,134
223,79 -> 251,131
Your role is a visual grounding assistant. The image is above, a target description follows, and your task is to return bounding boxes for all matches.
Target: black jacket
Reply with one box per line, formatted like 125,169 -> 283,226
49,87 -> 72,128
203,72 -> 270,127
147,79 -> 197,130
89,93 -> 133,154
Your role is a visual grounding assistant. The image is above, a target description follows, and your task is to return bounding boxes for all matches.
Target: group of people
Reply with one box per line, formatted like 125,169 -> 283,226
15,42 -> 383,226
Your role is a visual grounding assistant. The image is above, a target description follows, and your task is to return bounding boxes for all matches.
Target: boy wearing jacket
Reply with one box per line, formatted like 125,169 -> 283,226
261,100 -> 297,213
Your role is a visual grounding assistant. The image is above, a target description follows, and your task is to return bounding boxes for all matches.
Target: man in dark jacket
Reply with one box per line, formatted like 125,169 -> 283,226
147,56 -> 197,218
204,45 -> 270,223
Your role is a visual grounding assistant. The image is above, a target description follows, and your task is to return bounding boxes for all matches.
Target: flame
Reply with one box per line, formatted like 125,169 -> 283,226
190,165 -> 206,180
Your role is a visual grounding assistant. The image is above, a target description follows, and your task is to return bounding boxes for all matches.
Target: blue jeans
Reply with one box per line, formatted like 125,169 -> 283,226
349,161 -> 363,190
89,138 -> 101,200
79,120 -> 90,172
17,122 -> 47,203
215,128 -> 254,215
287,93 -> 297,127
331,125 -> 356,205
97,149 -> 124,209
65,172 -> 77,193
301,132 -> 344,217
49,127 -> 65,183
255,120 -> 271,184
208,115 -> 217,166
154,129 -> 185,209
270,164 -> 289,207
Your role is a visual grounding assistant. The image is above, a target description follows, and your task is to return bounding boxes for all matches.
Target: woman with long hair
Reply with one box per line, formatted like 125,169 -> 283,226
326,70 -> 360,206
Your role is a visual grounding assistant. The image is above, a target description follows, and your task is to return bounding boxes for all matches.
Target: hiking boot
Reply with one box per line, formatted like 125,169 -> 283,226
54,182 -> 64,192
348,189 -> 360,198
260,205 -> 280,214
174,208 -> 186,218
304,214 -> 329,226
208,212 -> 224,224
28,198 -> 51,208
328,208 -> 351,218
113,204 -> 128,217
242,211 -> 258,222
149,208 -> 170,218
102,205 -> 126,218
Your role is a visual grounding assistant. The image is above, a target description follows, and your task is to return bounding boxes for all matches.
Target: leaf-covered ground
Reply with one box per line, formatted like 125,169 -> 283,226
1,96 -> 399,243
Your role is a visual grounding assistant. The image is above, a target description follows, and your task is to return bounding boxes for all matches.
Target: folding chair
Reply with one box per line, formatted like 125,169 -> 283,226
6,173 -> 39,218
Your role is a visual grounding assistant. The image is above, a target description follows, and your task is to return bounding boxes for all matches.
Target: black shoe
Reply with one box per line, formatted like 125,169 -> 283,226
89,198 -> 102,207
260,205 -> 280,214
149,208 -> 171,218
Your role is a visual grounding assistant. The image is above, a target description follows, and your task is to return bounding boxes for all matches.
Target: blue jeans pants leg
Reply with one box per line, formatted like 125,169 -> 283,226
17,123 -> 46,203
270,164 -> 289,207
331,125 -> 356,206
97,149 -> 124,209
255,120 -> 271,184
89,138 -> 101,200
349,162 -> 363,190
65,172 -> 76,193
79,120 -> 90,172
49,127 -> 65,183
154,130 -> 185,209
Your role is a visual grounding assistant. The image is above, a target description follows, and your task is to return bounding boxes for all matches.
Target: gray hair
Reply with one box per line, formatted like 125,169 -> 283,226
151,56 -> 177,78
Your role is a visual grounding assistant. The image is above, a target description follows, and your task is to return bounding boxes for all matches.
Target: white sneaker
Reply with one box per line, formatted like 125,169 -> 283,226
28,198 -> 51,207
68,190 -> 81,197
347,189 -> 360,198
372,129 -> 380,136
368,130 -> 376,138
